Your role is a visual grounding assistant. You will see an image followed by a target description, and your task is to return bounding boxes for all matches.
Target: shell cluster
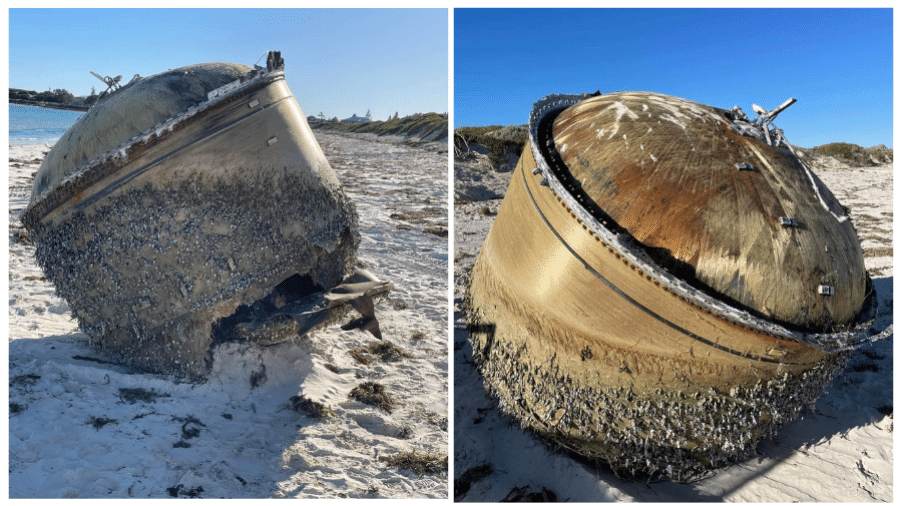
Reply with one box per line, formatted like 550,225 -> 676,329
30,175 -> 357,377
467,300 -> 849,482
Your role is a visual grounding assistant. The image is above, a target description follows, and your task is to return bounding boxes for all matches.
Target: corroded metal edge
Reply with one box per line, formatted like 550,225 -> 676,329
21,67 -> 286,230
527,93 -> 877,352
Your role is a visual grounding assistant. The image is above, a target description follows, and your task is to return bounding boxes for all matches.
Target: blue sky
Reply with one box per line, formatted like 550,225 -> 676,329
455,8 -> 893,148
9,8 -> 448,121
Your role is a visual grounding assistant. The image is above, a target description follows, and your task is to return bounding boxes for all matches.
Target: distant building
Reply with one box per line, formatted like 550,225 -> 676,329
342,114 -> 369,123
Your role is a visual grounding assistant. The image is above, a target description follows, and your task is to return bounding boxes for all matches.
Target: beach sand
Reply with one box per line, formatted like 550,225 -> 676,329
453,151 -> 893,502
8,132 -> 449,498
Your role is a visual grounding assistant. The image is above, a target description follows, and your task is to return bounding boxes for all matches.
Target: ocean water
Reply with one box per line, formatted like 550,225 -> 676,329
9,104 -> 83,146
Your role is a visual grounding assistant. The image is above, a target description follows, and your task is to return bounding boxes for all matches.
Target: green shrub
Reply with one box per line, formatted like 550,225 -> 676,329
454,125 -> 527,167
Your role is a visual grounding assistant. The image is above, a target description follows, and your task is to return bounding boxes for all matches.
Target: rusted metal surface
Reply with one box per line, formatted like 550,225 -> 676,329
551,92 -> 867,331
465,91 -> 876,481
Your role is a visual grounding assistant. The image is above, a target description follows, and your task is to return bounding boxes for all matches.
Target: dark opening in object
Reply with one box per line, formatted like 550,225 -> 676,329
211,273 -> 323,343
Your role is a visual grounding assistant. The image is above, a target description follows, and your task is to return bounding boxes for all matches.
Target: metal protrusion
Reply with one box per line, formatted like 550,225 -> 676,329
735,162 -> 755,171
267,136 -> 278,146
780,216 -> 799,227
532,167 -> 541,175
248,99 -> 260,108
765,98 -> 798,122
818,285 -> 835,296
539,177 -> 550,187
90,71 -> 123,93
266,50 -> 284,71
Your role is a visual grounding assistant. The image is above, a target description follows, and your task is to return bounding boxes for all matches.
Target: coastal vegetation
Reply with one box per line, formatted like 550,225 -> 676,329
10,87 -> 94,111
454,125 -> 527,167
800,142 -> 893,166
309,112 -> 447,144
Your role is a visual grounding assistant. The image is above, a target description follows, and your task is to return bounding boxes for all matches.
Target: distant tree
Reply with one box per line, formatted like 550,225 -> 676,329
53,88 -> 75,105
365,109 -> 371,121
393,112 -> 399,120
36,90 -> 56,103
83,86 -> 99,106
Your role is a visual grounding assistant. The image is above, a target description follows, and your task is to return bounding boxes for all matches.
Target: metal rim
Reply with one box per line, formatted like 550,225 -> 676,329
22,67 -> 286,229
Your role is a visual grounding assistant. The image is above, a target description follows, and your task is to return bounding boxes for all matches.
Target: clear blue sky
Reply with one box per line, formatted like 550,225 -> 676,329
9,8 -> 448,121
455,8 -> 893,148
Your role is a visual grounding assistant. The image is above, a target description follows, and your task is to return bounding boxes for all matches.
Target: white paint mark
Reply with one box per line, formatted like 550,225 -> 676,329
603,101 -> 639,140
660,113 -> 686,131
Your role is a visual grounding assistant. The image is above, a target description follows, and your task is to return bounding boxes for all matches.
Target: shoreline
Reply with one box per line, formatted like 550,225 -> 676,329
9,99 -> 90,112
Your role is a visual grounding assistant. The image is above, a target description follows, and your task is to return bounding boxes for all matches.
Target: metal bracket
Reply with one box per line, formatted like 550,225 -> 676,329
818,285 -> 835,296
780,217 -> 799,227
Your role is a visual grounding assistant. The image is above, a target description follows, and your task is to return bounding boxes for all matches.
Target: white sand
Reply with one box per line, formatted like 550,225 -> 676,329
8,132 -> 449,499
452,154 -> 893,501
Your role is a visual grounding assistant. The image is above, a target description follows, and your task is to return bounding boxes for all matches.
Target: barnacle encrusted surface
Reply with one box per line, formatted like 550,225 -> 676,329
467,302 -> 849,482
29,172 -> 357,377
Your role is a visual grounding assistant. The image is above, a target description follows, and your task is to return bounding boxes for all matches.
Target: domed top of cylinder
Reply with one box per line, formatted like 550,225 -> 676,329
31,62 -> 254,203
548,91 -> 867,331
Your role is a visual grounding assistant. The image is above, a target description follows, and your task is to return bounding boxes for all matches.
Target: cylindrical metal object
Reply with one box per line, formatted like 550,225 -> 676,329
22,56 -> 359,378
466,91 -> 876,481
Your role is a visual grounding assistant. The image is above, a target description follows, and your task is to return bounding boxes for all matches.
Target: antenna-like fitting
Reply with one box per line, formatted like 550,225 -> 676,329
751,98 -> 797,146
90,71 -> 123,94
